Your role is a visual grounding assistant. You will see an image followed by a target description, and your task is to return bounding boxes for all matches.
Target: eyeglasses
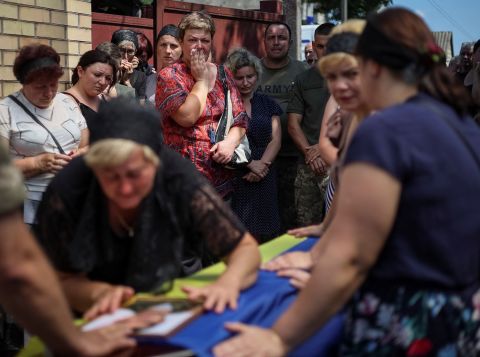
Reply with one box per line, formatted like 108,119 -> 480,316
120,48 -> 136,56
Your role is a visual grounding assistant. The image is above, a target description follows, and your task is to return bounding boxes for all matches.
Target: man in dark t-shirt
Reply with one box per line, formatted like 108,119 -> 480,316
287,23 -> 334,226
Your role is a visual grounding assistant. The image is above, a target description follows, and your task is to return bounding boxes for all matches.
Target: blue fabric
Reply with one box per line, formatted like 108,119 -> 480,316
163,238 -> 344,356
344,93 -> 480,290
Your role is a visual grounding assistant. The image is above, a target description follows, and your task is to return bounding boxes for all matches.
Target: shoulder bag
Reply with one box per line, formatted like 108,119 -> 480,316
214,65 -> 251,169
8,95 -> 66,154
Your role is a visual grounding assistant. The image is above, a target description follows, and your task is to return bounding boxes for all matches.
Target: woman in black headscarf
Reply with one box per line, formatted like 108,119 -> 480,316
111,29 -> 147,103
35,99 -> 260,320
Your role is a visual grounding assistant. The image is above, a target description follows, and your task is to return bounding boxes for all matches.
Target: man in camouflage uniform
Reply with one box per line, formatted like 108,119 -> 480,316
287,23 -> 334,226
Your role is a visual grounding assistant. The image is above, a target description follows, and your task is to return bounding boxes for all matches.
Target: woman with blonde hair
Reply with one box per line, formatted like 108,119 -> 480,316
214,8 -> 480,356
35,99 -> 260,321
285,20 -> 367,242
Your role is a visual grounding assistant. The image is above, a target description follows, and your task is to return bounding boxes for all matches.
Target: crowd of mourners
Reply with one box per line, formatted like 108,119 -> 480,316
0,6 -> 480,356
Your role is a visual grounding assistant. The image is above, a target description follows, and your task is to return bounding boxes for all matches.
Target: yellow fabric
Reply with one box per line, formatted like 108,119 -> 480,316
18,234 -> 303,356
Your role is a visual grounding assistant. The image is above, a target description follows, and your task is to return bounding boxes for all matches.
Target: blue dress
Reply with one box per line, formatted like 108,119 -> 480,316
232,93 -> 282,241
340,93 -> 480,355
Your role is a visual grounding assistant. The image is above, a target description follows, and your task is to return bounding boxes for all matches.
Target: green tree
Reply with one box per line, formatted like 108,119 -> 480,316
304,0 -> 393,22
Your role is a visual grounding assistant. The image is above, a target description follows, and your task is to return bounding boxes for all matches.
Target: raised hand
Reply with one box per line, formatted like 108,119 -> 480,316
120,59 -> 134,75
190,48 -> 209,82
326,109 -> 343,140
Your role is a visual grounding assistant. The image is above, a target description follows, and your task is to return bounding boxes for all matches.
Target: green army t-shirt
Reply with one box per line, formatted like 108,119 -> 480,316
287,66 -> 330,146
257,58 -> 308,157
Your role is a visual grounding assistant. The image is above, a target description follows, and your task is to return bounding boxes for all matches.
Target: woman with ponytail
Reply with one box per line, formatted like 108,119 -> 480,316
213,8 -> 480,357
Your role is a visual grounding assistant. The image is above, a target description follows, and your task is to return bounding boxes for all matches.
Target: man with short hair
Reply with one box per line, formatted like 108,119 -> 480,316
304,42 -> 316,66
448,42 -> 474,85
287,23 -> 334,226
256,22 -> 309,232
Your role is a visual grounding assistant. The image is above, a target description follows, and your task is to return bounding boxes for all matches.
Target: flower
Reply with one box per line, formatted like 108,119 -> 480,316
357,293 -> 380,316
420,41 -> 446,65
472,289 -> 480,321
407,338 -> 433,356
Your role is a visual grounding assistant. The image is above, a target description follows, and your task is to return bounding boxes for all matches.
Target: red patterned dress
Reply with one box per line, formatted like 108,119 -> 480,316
156,62 -> 248,197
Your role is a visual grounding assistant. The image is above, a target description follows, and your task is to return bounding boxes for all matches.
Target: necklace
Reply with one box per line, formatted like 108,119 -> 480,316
117,214 -> 134,237
111,206 -> 135,238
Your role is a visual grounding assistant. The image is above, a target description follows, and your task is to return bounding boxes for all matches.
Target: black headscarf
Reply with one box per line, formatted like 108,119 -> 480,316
36,100 -> 209,292
355,14 -> 445,73
325,32 -> 360,56
90,98 -> 162,153
157,24 -> 180,42
111,29 -> 139,50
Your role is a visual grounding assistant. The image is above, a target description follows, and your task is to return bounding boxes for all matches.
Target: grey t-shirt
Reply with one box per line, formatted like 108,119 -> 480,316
0,91 -> 86,223
257,58 -> 308,157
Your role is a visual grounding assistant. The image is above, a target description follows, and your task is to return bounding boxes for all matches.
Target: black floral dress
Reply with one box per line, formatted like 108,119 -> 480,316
231,92 -> 282,242
35,148 -> 247,292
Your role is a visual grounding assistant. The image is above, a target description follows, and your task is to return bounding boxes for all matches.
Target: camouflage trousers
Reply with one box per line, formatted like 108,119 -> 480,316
294,161 -> 328,226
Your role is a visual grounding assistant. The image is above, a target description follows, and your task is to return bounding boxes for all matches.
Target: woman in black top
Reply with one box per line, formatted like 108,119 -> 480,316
35,99 -> 260,320
64,49 -> 116,128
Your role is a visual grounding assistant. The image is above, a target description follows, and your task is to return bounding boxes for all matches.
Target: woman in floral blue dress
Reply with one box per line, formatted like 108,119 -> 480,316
213,8 -> 480,357
225,48 -> 282,242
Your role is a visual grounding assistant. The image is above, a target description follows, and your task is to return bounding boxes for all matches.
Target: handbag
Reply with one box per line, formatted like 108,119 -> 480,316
8,95 -> 66,154
214,65 -> 251,169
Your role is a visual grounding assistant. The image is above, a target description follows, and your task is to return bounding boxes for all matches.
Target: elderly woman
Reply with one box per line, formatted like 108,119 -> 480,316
214,8 -> 480,356
111,29 -> 147,102
35,99 -> 260,320
0,44 -> 88,225
156,11 -> 248,198
63,49 -> 117,128
225,48 -> 282,242
96,42 -> 136,99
